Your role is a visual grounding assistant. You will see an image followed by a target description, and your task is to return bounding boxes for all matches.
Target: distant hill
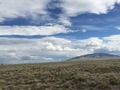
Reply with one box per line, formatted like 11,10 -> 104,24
68,53 -> 120,61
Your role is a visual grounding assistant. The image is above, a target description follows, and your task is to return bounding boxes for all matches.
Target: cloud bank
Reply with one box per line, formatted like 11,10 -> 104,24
0,35 -> 120,64
0,25 -> 74,36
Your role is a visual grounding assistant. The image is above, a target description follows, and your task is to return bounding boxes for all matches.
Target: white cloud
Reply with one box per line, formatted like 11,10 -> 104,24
0,0 -> 119,26
0,0 -> 119,24
78,37 -> 103,48
44,42 -> 74,51
40,37 -> 71,44
103,34 -> 120,41
0,0 -> 50,22
95,35 -> 120,54
0,37 -> 77,64
0,35 -> 120,64
61,0 -> 120,16
0,25 -> 73,36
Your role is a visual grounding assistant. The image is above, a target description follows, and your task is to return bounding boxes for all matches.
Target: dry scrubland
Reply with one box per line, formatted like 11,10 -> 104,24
0,60 -> 120,90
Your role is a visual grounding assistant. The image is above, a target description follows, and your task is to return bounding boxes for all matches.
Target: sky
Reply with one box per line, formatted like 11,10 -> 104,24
0,0 -> 120,64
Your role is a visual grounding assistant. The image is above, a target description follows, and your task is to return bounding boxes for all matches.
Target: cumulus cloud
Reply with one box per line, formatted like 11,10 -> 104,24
0,25 -> 74,36
0,0 -> 50,22
77,37 -> 103,48
0,35 -> 119,64
0,0 -> 119,24
95,35 -> 120,54
61,0 -> 120,16
0,37 -> 77,64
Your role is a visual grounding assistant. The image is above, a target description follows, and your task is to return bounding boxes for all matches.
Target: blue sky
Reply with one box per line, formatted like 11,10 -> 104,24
0,0 -> 120,64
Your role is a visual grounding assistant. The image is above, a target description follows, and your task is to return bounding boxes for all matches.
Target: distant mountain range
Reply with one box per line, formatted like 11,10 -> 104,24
68,53 -> 120,61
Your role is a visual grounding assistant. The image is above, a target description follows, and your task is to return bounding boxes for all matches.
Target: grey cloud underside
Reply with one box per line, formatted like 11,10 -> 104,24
0,35 -> 120,64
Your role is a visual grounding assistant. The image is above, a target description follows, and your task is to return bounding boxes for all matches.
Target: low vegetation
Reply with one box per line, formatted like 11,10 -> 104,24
0,60 -> 120,90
